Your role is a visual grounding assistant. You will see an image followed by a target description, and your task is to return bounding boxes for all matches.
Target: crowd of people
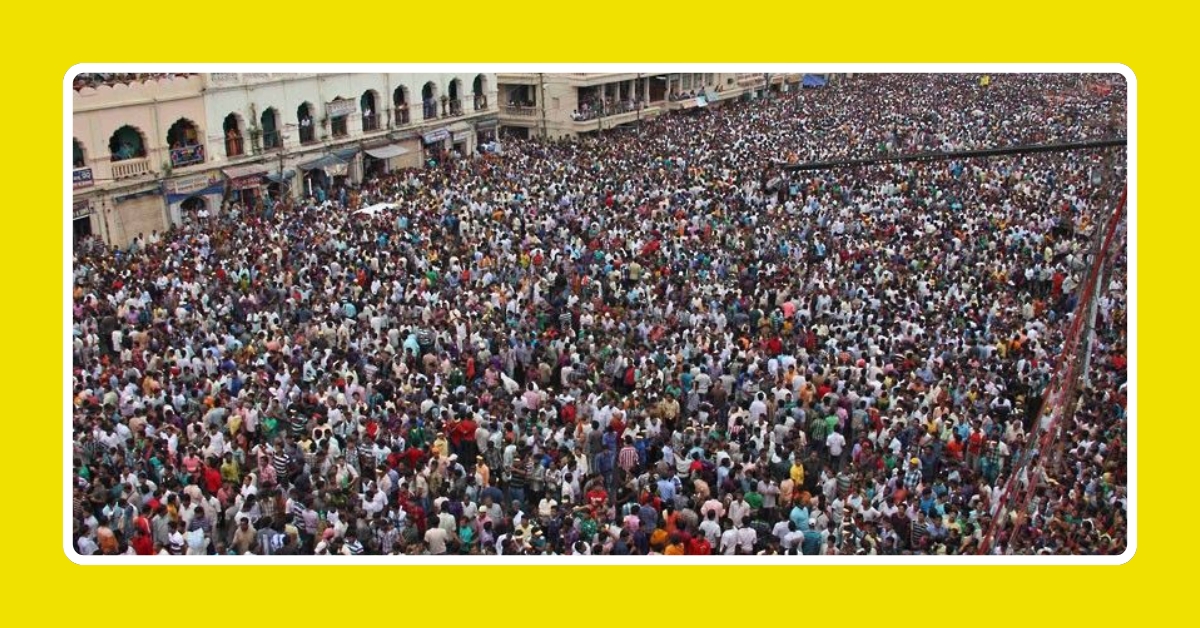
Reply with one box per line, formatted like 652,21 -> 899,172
71,73 -> 1128,558
73,73 -> 198,91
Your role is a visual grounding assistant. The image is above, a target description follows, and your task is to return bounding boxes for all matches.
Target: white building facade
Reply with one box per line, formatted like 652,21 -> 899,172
72,72 -> 499,246
202,72 -> 499,209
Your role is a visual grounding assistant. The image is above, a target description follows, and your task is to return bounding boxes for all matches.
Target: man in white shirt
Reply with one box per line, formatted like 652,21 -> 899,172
826,429 -> 847,471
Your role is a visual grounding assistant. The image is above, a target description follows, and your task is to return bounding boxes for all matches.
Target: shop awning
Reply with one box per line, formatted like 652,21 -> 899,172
476,118 -> 499,131
266,169 -> 295,184
422,128 -> 450,144
298,147 -> 359,171
364,143 -> 411,160
221,164 -> 268,180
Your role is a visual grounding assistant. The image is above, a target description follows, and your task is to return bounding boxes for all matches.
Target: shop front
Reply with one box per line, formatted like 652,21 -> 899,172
363,141 -> 413,177
476,118 -> 499,147
421,128 -> 450,166
164,172 -> 224,226
72,197 -> 94,242
222,164 -> 269,210
298,148 -> 360,201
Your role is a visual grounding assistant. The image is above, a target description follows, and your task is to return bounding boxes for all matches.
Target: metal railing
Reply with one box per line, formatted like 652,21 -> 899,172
449,98 -> 464,116
502,105 -> 538,117
473,94 -> 488,111
299,125 -> 317,144
422,101 -> 438,120
362,113 -> 381,132
225,136 -> 245,157
262,130 -> 282,151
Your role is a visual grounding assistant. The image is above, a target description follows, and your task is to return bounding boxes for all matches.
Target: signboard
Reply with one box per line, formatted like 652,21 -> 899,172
73,199 -> 93,219
327,99 -> 358,118
73,167 -> 94,189
452,131 -> 471,142
165,172 -> 221,196
229,176 -> 263,190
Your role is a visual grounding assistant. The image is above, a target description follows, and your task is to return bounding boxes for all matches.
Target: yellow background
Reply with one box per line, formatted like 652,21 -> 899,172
1,1 -> 1189,623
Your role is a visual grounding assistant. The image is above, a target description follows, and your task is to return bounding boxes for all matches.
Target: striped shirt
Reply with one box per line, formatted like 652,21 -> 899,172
273,453 -> 290,478
618,446 -> 639,472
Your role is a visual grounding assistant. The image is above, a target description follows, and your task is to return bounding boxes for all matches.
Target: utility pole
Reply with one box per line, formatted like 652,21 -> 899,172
539,73 -> 548,140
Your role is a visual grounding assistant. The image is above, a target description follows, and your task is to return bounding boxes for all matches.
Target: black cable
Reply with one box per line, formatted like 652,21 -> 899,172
779,137 -> 1127,172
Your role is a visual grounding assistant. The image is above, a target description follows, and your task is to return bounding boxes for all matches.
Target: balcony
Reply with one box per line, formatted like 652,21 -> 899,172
262,130 -> 282,151
422,101 -> 438,120
225,136 -> 245,158
449,99 -> 464,117
111,157 -> 150,179
502,105 -> 538,117
473,94 -> 489,111
299,125 -> 317,145
169,144 -> 205,168
394,106 -> 411,126
362,113 -> 381,133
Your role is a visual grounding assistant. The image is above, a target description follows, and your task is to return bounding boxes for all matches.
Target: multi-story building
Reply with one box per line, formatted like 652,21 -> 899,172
201,72 -> 498,210
72,74 -> 211,245
72,71 -> 813,245
72,72 -> 499,246
495,72 -> 802,139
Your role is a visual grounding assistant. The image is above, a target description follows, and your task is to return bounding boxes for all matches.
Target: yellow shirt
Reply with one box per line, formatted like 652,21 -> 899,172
790,463 -> 805,486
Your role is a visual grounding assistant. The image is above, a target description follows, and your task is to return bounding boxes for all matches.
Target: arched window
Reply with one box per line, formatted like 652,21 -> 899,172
223,113 -> 244,157
473,74 -> 488,110
360,90 -> 379,132
108,125 -> 146,162
261,108 -> 281,150
448,79 -> 463,116
166,118 -> 204,167
393,86 -> 410,125
298,103 -> 315,144
422,82 -> 438,120
330,97 -> 350,138
73,138 -> 87,168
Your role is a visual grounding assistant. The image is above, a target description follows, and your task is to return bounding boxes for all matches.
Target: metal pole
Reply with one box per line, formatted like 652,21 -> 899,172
781,138 -> 1128,172
539,73 -> 548,140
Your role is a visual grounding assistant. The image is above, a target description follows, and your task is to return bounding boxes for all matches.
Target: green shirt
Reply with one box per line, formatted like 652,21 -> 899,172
745,491 -> 764,510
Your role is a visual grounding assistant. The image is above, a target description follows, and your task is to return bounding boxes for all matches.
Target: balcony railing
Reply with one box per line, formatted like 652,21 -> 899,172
394,106 -> 411,126
225,135 -> 245,157
169,144 -> 205,168
362,113 -> 381,132
502,105 -> 538,117
449,98 -> 463,116
262,130 -> 282,151
422,101 -> 438,120
112,157 -> 150,179
299,125 -> 317,144
473,93 -> 489,111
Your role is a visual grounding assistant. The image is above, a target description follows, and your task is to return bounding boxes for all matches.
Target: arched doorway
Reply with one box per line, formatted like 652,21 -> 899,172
223,113 -> 244,157
298,103 -> 315,144
73,138 -> 87,168
166,118 -> 204,167
448,79 -> 463,116
180,196 -> 209,221
361,90 -> 379,132
108,125 -> 146,162
422,82 -> 438,120
393,86 -> 410,125
473,74 -> 488,110
261,107 -> 281,150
